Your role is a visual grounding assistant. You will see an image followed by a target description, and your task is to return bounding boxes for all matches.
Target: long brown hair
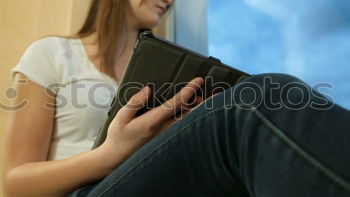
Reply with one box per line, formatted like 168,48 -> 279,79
77,0 -> 129,82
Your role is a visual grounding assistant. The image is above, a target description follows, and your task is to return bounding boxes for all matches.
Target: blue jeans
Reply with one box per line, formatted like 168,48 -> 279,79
68,73 -> 350,197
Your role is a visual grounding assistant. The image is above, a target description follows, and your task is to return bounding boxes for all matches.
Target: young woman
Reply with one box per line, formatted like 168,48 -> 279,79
4,0 -> 350,197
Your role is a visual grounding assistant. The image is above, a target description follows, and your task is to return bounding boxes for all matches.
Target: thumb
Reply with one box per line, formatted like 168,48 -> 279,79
117,86 -> 152,125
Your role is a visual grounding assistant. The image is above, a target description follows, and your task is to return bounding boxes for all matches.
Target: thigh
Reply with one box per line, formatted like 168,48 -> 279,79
67,73 -> 350,197
68,83 -> 250,197
234,74 -> 350,196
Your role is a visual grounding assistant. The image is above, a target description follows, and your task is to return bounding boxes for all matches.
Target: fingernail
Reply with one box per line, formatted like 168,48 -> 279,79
194,77 -> 204,83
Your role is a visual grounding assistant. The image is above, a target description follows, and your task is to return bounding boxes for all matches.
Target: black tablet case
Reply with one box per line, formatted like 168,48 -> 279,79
92,31 -> 250,149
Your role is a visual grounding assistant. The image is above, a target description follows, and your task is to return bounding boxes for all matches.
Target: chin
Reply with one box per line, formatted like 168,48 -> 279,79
139,16 -> 162,29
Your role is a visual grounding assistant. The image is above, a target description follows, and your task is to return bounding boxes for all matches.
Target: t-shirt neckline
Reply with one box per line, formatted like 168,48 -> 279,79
74,38 -> 119,86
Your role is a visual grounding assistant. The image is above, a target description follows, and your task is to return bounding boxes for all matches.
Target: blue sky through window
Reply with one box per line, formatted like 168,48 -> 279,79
207,0 -> 350,109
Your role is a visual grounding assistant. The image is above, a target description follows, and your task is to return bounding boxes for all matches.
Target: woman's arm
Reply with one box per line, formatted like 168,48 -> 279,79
4,73 -> 204,197
4,73 -> 122,197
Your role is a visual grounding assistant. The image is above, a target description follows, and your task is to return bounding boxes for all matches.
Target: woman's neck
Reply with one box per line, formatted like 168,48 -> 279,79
80,28 -> 140,83
113,28 -> 139,81
120,28 -> 139,63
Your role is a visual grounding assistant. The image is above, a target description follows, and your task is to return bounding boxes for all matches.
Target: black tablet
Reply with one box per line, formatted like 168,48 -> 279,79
92,31 -> 250,149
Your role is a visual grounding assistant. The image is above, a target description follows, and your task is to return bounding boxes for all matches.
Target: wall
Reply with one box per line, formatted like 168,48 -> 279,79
0,1 -> 169,196
0,0 -> 74,196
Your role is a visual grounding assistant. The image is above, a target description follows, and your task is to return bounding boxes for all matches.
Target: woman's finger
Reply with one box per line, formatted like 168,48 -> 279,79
181,92 -> 221,115
145,77 -> 204,124
197,92 -> 219,108
117,86 -> 152,125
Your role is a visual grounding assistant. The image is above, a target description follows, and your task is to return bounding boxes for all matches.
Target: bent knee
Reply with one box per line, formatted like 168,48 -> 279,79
229,73 -> 319,110
242,73 -> 305,87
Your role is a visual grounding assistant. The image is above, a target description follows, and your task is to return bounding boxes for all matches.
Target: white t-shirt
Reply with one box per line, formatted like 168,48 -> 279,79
11,36 -> 119,160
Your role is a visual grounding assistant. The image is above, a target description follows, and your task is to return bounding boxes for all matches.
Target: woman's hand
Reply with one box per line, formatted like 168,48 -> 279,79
101,77 -> 210,161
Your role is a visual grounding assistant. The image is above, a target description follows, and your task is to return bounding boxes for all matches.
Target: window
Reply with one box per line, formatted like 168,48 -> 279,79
170,0 -> 208,55
208,0 -> 350,109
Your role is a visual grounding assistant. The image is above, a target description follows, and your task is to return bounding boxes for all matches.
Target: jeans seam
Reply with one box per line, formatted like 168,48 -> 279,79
250,107 -> 350,192
97,103 -> 350,196
97,106 -> 229,197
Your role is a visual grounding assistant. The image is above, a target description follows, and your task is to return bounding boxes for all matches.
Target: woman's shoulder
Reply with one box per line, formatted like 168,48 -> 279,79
18,37 -> 64,65
22,36 -> 84,65
28,36 -> 77,51
12,36 -> 70,90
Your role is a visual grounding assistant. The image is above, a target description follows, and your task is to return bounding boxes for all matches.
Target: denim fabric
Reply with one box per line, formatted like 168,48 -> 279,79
68,73 -> 350,197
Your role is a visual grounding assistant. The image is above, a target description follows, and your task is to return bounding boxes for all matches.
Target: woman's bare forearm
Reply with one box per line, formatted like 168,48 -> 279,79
4,144 -> 123,197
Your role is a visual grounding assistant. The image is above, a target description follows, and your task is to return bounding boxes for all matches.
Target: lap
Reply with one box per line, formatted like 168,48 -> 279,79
67,73 -> 350,197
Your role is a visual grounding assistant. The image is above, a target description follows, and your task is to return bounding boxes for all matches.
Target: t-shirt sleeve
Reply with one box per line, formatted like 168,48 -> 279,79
11,37 -> 60,93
